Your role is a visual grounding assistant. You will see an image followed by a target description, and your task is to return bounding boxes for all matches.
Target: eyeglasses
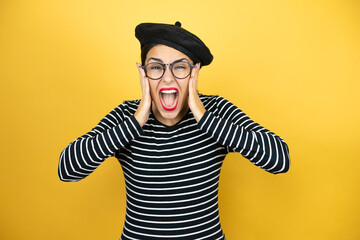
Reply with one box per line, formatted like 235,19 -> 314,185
142,60 -> 195,80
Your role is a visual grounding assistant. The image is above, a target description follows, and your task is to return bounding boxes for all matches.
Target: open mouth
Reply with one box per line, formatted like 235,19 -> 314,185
159,87 -> 179,111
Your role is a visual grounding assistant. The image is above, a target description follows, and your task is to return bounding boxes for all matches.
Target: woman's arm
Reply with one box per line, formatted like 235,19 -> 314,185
58,103 -> 143,182
188,66 -> 289,174
59,64 -> 151,182
198,96 -> 290,174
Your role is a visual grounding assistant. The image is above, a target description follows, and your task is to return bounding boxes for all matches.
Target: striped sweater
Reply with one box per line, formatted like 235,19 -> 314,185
58,95 -> 290,240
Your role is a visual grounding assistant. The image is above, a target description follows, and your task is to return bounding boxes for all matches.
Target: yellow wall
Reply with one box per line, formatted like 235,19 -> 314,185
1,0 -> 359,239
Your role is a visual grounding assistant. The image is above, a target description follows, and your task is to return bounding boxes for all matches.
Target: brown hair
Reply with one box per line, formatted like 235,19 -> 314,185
141,43 -> 159,65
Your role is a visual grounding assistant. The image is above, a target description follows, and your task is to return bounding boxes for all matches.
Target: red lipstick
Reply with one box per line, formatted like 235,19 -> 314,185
159,87 -> 179,111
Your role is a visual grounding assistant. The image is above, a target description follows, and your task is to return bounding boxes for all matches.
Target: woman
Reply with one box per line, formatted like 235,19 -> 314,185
58,22 -> 290,240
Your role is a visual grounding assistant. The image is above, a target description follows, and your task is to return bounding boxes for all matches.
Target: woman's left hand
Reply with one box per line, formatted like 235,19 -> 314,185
188,63 -> 206,122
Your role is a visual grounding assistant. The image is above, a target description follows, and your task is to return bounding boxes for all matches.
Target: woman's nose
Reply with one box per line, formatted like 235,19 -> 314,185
162,65 -> 175,82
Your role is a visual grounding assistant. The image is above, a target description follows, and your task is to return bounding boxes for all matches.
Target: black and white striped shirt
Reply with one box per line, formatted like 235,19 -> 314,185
58,95 -> 290,240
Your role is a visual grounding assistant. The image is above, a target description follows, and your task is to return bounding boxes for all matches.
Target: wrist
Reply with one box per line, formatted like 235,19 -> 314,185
193,105 -> 206,122
134,109 -> 147,127
134,111 -> 143,127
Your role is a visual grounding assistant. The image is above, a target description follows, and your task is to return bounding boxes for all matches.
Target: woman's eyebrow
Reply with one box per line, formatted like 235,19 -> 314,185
147,57 -> 190,63
173,58 -> 189,63
147,57 -> 163,63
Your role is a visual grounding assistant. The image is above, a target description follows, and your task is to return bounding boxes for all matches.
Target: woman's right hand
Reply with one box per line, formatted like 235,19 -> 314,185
134,63 -> 152,127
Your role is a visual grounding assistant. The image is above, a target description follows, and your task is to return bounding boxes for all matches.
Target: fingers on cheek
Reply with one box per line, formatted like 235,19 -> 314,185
192,69 -> 197,80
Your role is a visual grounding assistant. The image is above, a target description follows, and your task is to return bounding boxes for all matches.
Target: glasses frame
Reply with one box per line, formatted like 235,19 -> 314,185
141,60 -> 195,80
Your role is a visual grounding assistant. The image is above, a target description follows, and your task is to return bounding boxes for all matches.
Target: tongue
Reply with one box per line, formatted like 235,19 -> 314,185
162,93 -> 176,107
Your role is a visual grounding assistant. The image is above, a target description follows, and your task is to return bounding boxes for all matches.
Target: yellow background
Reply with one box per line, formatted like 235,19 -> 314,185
1,0 -> 359,239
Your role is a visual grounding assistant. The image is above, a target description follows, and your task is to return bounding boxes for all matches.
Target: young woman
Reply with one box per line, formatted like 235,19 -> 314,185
58,22 -> 290,240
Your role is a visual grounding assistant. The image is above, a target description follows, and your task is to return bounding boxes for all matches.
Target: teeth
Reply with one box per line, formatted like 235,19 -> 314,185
161,90 -> 177,94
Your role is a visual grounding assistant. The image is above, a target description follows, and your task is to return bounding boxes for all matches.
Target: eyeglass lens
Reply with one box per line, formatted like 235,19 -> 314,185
144,62 -> 191,80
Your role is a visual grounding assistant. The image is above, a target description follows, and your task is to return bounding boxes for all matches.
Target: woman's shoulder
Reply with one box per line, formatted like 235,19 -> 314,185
199,94 -> 219,103
112,99 -> 141,118
121,99 -> 141,106
198,94 -> 230,101
199,94 -> 229,107
199,94 -> 239,115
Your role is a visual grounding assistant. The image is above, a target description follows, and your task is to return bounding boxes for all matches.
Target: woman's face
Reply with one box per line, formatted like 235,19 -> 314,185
145,44 -> 194,126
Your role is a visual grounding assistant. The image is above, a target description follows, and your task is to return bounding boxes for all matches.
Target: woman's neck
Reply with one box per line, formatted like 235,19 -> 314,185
151,103 -> 190,126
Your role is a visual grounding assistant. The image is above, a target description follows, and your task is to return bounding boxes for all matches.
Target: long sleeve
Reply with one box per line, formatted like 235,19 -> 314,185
198,96 -> 290,174
58,101 -> 143,182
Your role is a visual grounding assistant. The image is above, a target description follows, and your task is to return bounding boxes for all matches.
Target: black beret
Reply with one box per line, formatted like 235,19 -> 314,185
135,21 -> 213,66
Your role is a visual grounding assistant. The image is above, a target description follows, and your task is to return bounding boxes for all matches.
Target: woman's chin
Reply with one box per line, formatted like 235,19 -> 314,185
159,108 -> 180,122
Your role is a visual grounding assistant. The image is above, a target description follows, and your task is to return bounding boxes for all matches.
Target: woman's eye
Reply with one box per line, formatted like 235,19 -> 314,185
150,65 -> 161,70
174,64 -> 187,70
